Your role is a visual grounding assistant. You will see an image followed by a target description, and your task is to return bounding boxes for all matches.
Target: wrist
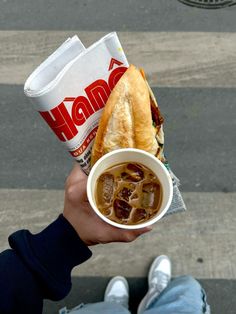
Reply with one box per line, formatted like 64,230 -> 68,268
9,215 -> 92,299
62,211 -> 91,246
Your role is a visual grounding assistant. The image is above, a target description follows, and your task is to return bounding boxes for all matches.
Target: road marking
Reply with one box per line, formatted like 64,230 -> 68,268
0,189 -> 235,279
1,31 -> 236,87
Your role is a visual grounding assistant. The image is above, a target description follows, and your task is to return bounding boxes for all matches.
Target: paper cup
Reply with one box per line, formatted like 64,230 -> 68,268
87,148 -> 173,229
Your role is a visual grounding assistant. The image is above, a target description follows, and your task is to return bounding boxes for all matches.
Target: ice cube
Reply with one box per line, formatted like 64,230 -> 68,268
117,187 -> 134,201
141,182 -> 161,209
102,207 -> 112,216
113,199 -> 132,219
96,173 -> 114,206
130,193 -> 138,200
121,163 -> 144,182
132,208 -> 147,223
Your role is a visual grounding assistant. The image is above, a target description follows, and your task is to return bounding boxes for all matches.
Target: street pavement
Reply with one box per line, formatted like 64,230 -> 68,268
0,1 -> 236,313
0,0 -> 236,32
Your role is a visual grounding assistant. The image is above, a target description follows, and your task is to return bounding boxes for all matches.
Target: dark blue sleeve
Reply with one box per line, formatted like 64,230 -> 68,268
0,214 -> 92,314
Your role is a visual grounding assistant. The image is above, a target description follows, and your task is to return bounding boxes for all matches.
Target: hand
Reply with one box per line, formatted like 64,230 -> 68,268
63,162 -> 152,246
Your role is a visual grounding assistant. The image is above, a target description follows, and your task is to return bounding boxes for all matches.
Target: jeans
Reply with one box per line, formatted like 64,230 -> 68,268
60,275 -> 210,314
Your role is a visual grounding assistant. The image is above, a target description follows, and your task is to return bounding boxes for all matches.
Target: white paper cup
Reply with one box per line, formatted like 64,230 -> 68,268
87,148 -> 173,229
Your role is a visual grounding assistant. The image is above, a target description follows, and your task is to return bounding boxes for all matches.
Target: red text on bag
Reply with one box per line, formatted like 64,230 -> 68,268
39,62 -> 127,142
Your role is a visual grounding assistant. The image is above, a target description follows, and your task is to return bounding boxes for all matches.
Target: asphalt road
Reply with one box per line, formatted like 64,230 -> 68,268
0,1 -> 236,313
0,85 -> 235,191
44,277 -> 236,314
0,1 -> 235,191
0,0 -> 236,32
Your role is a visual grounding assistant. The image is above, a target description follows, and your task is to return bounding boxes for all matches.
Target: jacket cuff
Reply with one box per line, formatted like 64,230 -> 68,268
9,214 -> 92,300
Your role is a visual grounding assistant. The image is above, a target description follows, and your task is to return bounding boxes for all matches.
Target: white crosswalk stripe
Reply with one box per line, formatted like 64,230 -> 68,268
0,10 -> 236,305
1,31 -> 236,87
0,189 -> 235,279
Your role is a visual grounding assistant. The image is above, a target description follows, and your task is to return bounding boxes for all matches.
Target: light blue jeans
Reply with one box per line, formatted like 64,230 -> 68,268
60,276 -> 210,314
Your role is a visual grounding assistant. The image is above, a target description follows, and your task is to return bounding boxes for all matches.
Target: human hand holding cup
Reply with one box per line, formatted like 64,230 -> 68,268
63,161 -> 152,246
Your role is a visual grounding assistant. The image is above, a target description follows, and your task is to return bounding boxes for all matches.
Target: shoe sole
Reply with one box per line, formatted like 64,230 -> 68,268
104,276 -> 129,301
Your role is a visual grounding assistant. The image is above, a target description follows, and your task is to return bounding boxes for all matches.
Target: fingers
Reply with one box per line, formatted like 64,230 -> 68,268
123,227 -> 152,242
66,162 -> 87,190
65,166 -> 88,203
108,226 -> 153,243
73,162 -> 88,178
132,226 -> 153,237
68,162 -> 87,183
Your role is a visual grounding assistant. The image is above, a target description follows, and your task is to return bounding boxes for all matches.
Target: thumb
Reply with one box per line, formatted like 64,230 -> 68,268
132,226 -> 153,237
115,226 -> 153,243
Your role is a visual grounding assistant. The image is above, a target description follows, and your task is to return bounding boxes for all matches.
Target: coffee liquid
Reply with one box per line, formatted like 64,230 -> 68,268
95,162 -> 162,225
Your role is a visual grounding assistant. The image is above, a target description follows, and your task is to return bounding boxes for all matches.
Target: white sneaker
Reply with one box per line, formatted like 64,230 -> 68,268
104,276 -> 129,309
138,255 -> 171,314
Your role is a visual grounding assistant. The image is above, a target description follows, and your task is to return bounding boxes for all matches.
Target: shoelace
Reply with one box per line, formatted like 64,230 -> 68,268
143,271 -> 170,310
150,271 -> 170,293
107,295 -> 128,307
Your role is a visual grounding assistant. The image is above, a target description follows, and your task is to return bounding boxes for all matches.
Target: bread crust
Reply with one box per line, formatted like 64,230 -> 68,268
91,64 -> 159,166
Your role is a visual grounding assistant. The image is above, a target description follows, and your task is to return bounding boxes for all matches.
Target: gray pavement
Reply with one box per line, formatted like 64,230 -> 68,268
0,0 -> 236,32
1,189 -> 235,279
2,31 -> 236,87
1,188 -> 235,312
0,1 -> 236,313
43,277 -> 236,314
0,85 -> 235,191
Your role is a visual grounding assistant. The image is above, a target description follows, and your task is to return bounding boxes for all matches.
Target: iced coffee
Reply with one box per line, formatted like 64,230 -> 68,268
95,162 -> 163,225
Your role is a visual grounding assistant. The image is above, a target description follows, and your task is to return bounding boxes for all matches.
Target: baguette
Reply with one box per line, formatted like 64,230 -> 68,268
91,64 -> 164,166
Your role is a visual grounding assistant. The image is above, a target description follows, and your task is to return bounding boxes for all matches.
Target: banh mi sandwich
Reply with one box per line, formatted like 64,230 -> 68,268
91,64 -> 165,166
